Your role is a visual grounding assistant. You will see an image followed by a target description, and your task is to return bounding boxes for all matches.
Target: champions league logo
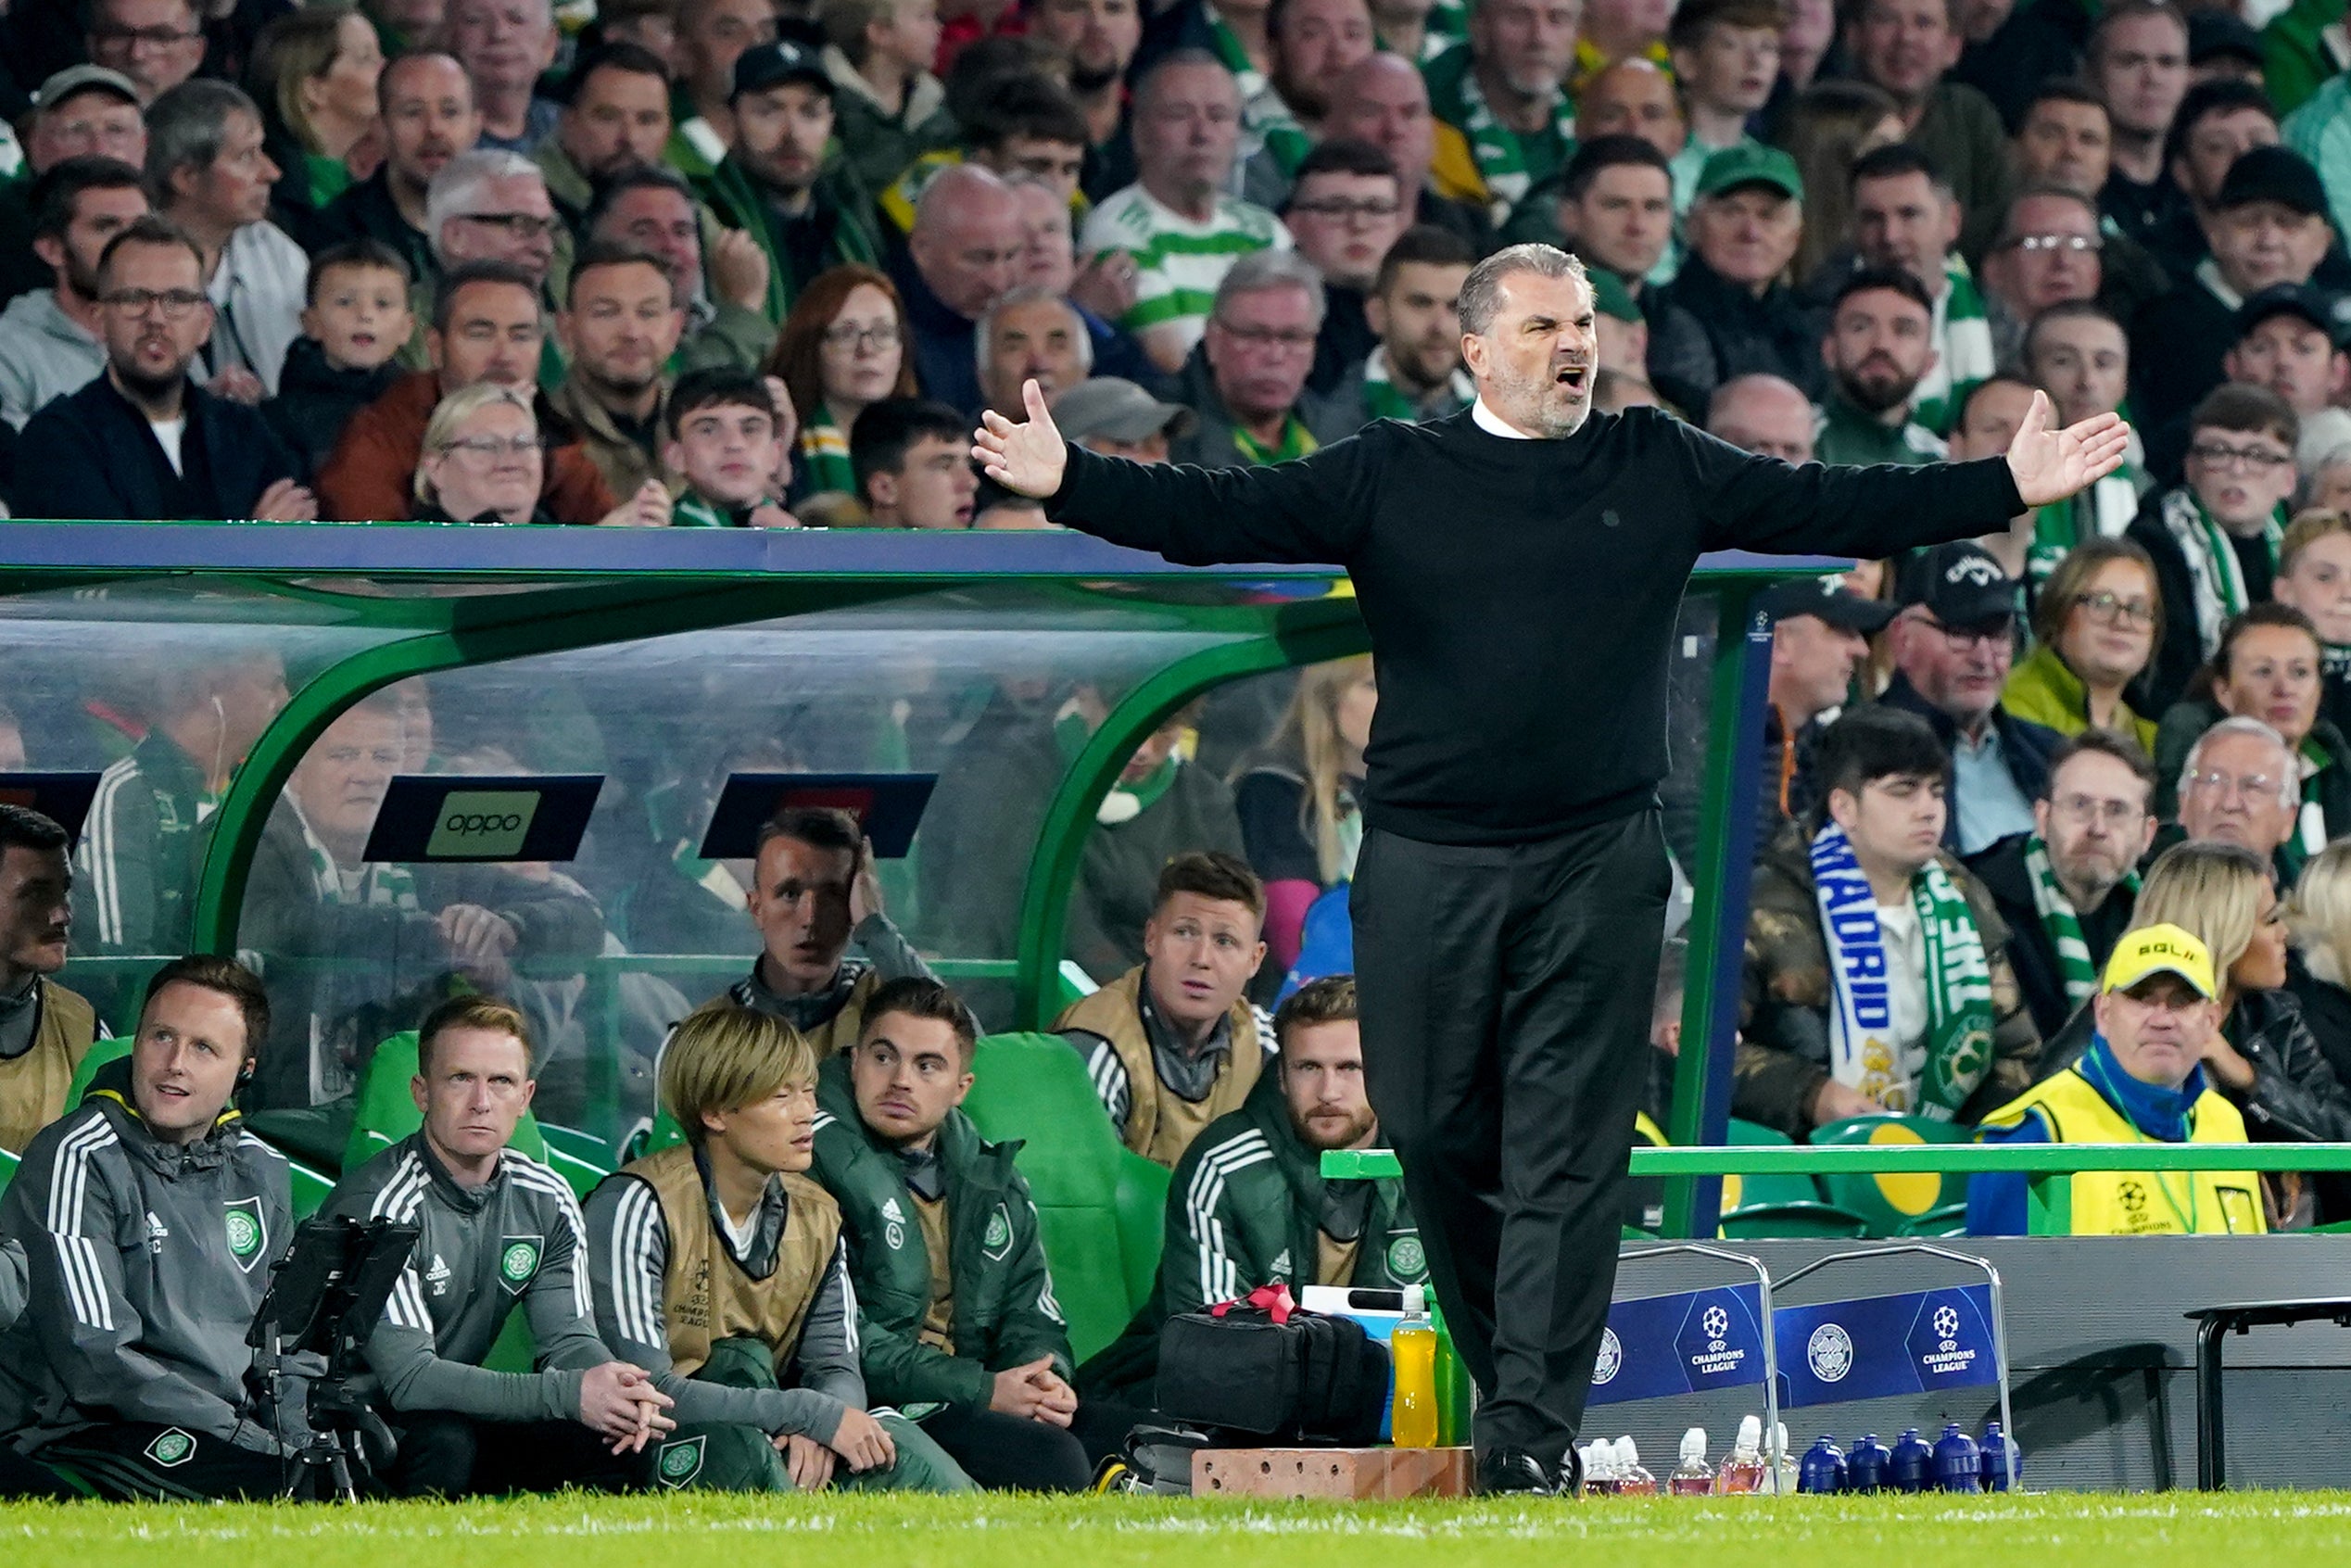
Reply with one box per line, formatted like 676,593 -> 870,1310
1934,1305 -> 1961,1350
1807,1322 -> 1855,1384
1593,1328 -> 1623,1385
1911,1293 -> 1983,1378
1702,1305 -> 1729,1348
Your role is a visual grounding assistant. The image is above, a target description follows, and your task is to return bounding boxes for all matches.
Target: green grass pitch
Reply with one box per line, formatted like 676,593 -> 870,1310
6,1491 -> 2351,1568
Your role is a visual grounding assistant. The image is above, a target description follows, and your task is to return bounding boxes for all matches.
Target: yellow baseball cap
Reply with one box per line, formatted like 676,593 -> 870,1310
2101,924 -> 2218,999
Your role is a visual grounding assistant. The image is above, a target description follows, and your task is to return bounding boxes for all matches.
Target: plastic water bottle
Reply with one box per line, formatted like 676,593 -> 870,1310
1670,1427 -> 1715,1495
1585,1438 -> 1620,1495
1979,1421 -> 2022,1491
1798,1435 -> 1847,1494
1390,1285 -> 1439,1448
1772,1422 -> 1799,1495
1932,1423 -> 1982,1492
1616,1437 -> 1658,1496
1845,1434 -> 1891,1494
1889,1427 -> 1933,1493
1714,1415 -> 1767,1494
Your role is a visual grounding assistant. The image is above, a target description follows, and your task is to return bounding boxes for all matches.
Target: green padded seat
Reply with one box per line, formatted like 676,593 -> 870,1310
959,1031 -> 1166,1363
1808,1114 -> 1971,1236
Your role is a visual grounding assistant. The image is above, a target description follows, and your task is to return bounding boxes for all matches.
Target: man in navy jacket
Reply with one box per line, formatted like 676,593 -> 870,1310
12,217 -> 311,522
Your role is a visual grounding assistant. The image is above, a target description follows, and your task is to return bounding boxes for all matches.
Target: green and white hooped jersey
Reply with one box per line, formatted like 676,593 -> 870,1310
1078,183 -> 1292,359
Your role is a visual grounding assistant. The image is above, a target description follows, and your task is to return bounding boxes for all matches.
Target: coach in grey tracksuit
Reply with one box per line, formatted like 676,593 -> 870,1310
323,1130 -> 635,1496
0,1057 -> 301,1499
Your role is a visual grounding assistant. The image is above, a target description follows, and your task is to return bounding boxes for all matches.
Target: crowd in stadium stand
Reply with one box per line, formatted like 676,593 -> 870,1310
9,0 -> 2351,1500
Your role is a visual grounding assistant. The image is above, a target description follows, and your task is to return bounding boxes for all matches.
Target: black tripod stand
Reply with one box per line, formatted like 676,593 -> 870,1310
246,1216 -> 419,1502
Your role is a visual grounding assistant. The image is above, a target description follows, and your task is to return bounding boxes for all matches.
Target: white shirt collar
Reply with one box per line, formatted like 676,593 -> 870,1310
1472,398 -> 1534,438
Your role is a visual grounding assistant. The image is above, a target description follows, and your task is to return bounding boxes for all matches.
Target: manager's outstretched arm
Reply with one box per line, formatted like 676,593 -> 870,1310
1698,392 -> 2132,560
2003,393 -> 2130,507
975,379 -> 1369,566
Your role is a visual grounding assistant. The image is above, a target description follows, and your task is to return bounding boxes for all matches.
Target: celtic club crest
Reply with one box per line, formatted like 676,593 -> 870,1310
222,1196 -> 267,1273
1593,1327 -> 1623,1385
145,1428 -> 196,1467
1807,1322 -> 1854,1383
498,1234 -> 543,1293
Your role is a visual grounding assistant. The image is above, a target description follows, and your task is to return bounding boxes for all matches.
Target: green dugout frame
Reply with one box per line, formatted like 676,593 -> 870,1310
0,521 -> 1832,1238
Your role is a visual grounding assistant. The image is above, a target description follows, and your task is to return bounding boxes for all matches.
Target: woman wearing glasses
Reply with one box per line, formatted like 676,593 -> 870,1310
2151,603 -> 2351,876
765,265 -> 919,501
2003,537 -> 2164,752
411,382 -> 550,524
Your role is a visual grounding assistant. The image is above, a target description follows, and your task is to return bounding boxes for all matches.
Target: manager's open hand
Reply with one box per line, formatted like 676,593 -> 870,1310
974,379 -> 1067,499
2005,388 -> 2130,508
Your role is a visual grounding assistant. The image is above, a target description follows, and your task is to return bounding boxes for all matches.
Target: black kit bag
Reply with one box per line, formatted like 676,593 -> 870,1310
1154,1284 -> 1391,1447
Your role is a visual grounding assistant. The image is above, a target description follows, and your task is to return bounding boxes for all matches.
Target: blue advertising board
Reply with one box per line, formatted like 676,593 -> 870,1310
1774,1284 -> 2001,1408
1587,1283 -> 1770,1406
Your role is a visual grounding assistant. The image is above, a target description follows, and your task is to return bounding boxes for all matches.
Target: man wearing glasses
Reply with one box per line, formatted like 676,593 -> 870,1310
1979,185 -> 2105,366
84,0 -> 204,104
11,216 -> 311,520
1278,140 -> 1408,396
1173,250 -> 1354,466
2128,383 -> 2302,710
1966,732 -> 2159,1040
422,148 -> 561,322
1877,542 -> 2066,855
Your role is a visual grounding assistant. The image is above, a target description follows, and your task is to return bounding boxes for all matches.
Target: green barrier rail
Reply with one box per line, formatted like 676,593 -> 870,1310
1321,1145 -> 2351,1178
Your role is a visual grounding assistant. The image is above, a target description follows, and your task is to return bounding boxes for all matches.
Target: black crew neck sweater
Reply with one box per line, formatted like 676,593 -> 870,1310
1045,406 -> 2024,846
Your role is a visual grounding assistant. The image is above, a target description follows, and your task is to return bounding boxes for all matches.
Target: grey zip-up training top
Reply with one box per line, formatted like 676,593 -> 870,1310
323,1132 -> 612,1423
0,1079 -> 298,1453
584,1158 -> 860,1443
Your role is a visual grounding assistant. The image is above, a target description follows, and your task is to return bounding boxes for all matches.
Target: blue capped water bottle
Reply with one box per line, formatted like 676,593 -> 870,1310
1979,1422 -> 2022,1491
1797,1435 -> 1846,1494
1889,1427 -> 1933,1493
1932,1423 -> 1982,1492
1845,1434 -> 1891,1494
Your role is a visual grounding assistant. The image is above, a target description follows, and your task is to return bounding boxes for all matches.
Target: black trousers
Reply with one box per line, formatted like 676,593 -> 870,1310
386,1413 -> 641,1498
1351,810 -> 1669,1468
25,1423 -> 297,1501
919,1399 -> 1146,1492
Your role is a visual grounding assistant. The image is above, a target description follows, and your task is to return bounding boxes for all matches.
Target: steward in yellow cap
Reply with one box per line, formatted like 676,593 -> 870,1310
1967,923 -> 2267,1235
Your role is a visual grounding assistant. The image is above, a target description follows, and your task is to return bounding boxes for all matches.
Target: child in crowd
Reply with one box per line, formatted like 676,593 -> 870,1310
2274,509 -> 2351,740
662,367 -> 800,527
261,238 -> 413,479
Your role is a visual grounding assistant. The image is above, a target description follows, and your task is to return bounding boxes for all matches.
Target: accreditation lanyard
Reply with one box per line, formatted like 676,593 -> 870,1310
2081,1049 -> 2202,1233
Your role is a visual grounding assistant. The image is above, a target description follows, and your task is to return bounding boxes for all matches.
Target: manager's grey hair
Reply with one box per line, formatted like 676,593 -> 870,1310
1457,243 -> 1588,337
2180,715 -> 2300,812
1212,248 -> 1327,329
426,149 -> 545,261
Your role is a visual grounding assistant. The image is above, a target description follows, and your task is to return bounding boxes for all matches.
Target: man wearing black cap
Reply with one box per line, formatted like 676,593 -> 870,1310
2226,283 -> 2351,417
1877,541 -> 2064,854
2130,145 -> 2336,431
2142,79 -> 2280,279
1761,578 -> 1896,838
976,240 -> 2130,1496
698,40 -> 882,324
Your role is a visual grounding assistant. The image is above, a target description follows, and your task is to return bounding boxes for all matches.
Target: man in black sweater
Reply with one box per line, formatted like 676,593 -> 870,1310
13,216 -> 311,521
974,242 -> 2129,1497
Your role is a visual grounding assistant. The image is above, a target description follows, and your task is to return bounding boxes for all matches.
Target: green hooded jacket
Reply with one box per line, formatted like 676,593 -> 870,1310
809,1056 -> 1073,1411
696,155 -> 884,326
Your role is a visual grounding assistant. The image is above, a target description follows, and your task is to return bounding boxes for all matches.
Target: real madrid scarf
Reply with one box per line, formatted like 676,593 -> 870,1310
1359,347 -> 1474,423
1811,820 -> 1995,1120
2025,833 -> 2135,1010
2158,487 -> 2282,659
